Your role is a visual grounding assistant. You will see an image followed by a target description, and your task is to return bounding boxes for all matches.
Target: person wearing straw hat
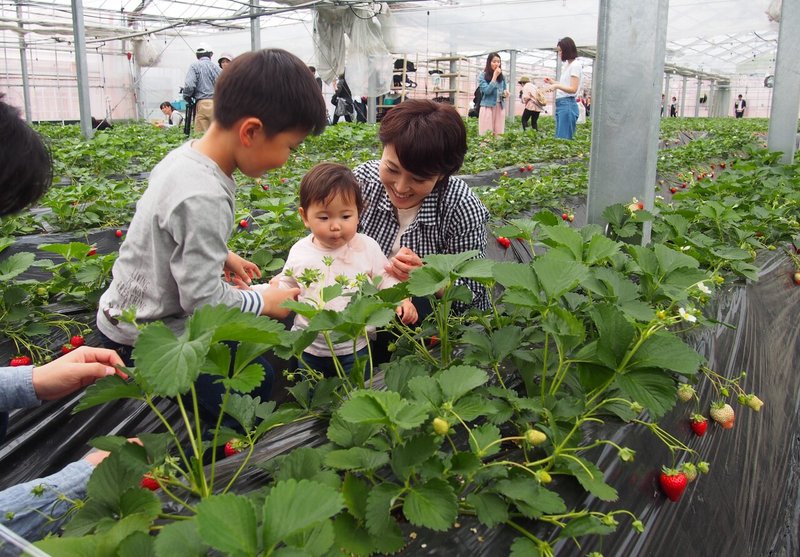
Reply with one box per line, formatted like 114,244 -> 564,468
519,76 -> 546,132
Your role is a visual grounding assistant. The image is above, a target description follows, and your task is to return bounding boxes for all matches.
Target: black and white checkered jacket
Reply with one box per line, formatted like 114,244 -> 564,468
354,160 -> 490,310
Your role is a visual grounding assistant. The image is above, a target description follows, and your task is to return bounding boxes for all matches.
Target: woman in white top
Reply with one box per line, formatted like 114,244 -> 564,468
543,37 -> 583,140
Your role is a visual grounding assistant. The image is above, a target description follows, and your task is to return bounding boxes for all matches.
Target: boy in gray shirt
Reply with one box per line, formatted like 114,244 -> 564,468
96,49 -> 328,421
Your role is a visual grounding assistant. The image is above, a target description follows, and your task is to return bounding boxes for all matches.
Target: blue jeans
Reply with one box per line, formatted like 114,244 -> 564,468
302,346 -> 370,380
555,96 -> 579,139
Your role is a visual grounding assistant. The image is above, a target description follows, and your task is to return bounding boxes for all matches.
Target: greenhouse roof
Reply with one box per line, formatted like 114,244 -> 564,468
0,0 -> 780,77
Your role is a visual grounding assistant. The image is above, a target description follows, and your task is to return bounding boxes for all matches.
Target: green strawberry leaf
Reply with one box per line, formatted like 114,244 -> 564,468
466,492 -> 509,527
153,519 -> 209,557
196,494 -> 258,556
262,480 -> 344,550
402,478 -> 457,531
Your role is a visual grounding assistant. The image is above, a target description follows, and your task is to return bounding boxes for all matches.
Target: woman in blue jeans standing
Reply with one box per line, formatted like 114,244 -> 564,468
544,37 -> 583,140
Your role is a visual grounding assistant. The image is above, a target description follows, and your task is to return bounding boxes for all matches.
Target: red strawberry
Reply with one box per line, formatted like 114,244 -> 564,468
70,335 -> 85,348
519,166 -> 526,173
670,187 -> 677,194
87,247 -> 97,256
561,213 -> 569,221
681,182 -> 687,188
61,343 -> 75,355
224,438 -> 245,457
637,202 -> 644,210
10,356 -> 32,367
262,184 -> 269,191
280,178 -> 287,183
239,219 -> 249,228
140,473 -> 160,491
497,237 -> 511,249
115,229 -> 123,238
659,467 -> 688,502
689,414 -> 707,437
710,402 -> 735,429
428,335 -> 440,348
720,162 -> 726,169
527,164 -> 533,171
710,164 -> 716,170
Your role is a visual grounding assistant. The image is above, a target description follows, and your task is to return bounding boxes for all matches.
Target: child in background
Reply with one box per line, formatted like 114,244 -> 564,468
265,163 -> 417,377
96,49 -> 328,424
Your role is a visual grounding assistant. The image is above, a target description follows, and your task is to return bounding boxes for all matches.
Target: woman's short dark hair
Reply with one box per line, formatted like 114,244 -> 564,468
0,95 -> 53,217
214,49 -> 327,137
378,100 -> 467,183
300,162 -> 364,215
557,37 -> 578,62
483,52 -> 504,83
159,101 -> 173,110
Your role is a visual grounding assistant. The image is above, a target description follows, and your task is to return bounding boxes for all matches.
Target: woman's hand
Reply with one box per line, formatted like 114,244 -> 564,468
492,67 -> 502,81
32,346 -> 128,401
224,250 -> 261,288
385,247 -> 422,281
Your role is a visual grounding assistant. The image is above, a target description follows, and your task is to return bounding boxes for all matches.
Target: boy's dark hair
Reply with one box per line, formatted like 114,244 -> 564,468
214,49 -> 327,137
483,52 -> 504,83
557,37 -> 578,61
159,101 -> 173,110
378,99 -> 467,184
0,95 -> 53,217
300,162 -> 363,215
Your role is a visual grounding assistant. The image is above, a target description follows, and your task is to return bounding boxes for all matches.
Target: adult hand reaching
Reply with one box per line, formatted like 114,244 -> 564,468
224,250 -> 262,287
385,247 -> 423,281
32,346 -> 128,401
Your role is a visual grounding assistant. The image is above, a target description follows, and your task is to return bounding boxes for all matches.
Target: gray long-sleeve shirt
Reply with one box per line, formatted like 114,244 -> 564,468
96,142 -> 263,346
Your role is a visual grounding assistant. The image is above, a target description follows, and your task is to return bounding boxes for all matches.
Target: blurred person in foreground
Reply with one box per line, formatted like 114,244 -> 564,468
0,94 -> 128,541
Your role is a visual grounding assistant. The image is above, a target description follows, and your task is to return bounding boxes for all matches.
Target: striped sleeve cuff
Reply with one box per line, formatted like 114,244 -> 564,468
239,289 -> 264,315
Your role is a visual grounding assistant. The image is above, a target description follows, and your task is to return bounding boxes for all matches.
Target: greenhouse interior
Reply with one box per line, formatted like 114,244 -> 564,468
1,0 -> 799,555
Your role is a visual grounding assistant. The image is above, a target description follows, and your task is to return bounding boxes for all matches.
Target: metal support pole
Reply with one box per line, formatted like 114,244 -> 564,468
250,0 -> 261,51
71,0 -> 93,138
662,73 -> 669,118
587,0 -> 669,244
767,0 -> 800,164
507,50 -> 517,125
15,1 -> 32,122
680,76 -> 687,117
694,78 -> 701,117
708,80 -> 716,117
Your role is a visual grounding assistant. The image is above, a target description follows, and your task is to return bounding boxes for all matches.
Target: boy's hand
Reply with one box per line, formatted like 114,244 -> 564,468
385,247 -> 422,281
32,346 -> 128,401
396,298 -> 418,325
259,286 -> 300,319
225,250 -> 262,287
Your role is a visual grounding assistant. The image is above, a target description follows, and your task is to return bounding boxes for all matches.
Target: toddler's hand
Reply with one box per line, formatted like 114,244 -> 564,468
258,285 -> 300,319
396,298 -> 418,325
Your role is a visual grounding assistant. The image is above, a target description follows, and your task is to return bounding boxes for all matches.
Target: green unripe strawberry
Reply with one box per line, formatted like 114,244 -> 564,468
536,470 -> 552,484
677,384 -> 695,402
697,461 -> 710,474
618,447 -> 635,462
632,520 -> 644,533
745,394 -> 764,412
681,462 -> 698,483
525,429 -> 547,446
432,417 -> 449,436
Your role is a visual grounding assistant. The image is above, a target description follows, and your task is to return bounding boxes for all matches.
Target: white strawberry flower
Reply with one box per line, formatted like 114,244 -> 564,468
680,245 -> 691,251
696,282 -> 711,294
678,307 -> 697,323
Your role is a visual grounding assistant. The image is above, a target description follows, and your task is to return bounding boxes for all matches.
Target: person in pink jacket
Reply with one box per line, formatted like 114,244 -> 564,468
519,76 -> 546,132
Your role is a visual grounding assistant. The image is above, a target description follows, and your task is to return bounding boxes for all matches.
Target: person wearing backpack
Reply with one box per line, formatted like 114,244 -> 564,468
519,76 -> 546,132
